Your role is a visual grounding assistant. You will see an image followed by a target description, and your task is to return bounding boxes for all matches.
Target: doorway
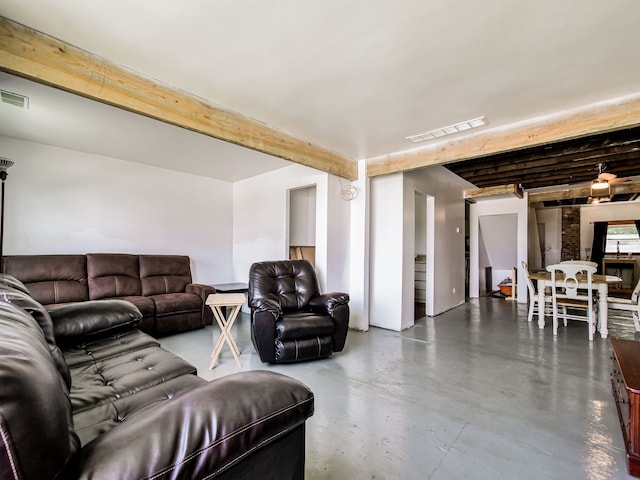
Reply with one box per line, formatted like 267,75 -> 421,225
414,192 -> 435,318
478,214 -> 518,296
288,185 -> 316,266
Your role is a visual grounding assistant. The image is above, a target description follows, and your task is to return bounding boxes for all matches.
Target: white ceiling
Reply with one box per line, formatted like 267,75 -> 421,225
1,0 -> 639,181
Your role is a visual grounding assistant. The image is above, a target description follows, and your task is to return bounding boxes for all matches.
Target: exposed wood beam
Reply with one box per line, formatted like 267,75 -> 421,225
527,181 -> 640,203
367,95 -> 640,178
0,17 -> 357,180
464,183 -> 523,201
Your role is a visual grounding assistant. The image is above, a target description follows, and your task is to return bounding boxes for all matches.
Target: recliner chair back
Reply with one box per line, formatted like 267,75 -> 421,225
249,260 -> 319,311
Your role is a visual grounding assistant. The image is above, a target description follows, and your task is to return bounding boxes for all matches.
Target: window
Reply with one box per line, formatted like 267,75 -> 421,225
605,221 -> 640,255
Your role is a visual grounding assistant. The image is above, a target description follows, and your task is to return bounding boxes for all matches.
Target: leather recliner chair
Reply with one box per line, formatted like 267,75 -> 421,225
248,260 -> 350,363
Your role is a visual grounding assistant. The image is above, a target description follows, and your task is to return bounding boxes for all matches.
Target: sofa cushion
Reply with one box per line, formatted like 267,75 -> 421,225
87,253 -> 142,300
63,329 -> 159,368
150,292 -> 202,316
69,345 -> 197,414
49,300 -> 142,342
0,302 -> 80,480
139,255 -> 192,296
111,295 -> 155,316
2,254 -> 88,305
72,374 -> 205,446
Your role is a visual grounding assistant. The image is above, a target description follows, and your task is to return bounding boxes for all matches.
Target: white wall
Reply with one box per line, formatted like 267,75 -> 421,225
405,167 -> 469,317
289,185 -> 316,246
348,160 -> 370,331
469,195 -> 528,303
232,163 -> 351,294
415,192 -> 427,255
1,136 -> 234,282
535,207 -> 562,266
369,166 -> 469,330
479,214 -> 518,290
369,172 -> 405,329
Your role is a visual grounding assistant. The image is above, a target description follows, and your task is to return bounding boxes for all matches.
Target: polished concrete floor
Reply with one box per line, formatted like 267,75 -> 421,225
160,298 -> 640,479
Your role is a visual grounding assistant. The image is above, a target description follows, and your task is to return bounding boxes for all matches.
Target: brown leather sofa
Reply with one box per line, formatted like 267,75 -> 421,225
2,253 -> 216,336
0,275 -> 314,480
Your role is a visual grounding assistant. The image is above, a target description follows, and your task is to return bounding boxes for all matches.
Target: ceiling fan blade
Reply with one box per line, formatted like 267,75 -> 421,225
598,172 -> 617,181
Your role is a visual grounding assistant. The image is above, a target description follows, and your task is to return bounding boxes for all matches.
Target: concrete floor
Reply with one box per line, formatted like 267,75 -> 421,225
159,298 -> 640,480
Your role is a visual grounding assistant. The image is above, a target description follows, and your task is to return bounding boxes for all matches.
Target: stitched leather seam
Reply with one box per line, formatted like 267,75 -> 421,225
0,418 -> 20,480
53,281 -> 59,304
144,396 -> 313,480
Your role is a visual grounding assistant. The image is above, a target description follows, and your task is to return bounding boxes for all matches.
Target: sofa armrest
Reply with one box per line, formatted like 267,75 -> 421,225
64,371 -> 314,480
186,283 -> 217,298
309,292 -> 349,316
48,300 -> 142,342
186,283 -> 217,325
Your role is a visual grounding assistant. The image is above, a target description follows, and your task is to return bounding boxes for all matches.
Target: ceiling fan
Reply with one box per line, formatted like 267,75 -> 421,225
590,162 -> 626,203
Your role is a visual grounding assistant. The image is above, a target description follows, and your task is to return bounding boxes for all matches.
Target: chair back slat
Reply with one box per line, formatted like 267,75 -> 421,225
545,262 -> 597,340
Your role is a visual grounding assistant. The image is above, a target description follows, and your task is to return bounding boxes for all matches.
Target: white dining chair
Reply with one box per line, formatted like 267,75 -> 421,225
546,263 -> 598,341
607,277 -> 640,332
522,261 -> 552,323
560,260 -> 598,269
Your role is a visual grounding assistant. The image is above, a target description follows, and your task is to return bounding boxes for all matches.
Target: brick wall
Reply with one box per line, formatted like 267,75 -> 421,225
561,207 -> 581,261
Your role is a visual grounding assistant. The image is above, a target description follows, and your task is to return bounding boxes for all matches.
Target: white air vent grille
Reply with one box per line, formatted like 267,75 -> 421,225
1,89 -> 29,109
406,116 -> 487,143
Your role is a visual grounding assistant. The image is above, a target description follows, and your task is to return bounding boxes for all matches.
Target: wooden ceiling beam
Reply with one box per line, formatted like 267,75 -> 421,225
460,154 -> 640,188
464,183 -> 523,200
527,180 -> 640,203
0,17 -> 357,180
367,94 -> 640,178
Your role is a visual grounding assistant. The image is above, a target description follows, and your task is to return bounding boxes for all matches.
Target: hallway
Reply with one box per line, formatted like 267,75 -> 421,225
160,298 -> 637,479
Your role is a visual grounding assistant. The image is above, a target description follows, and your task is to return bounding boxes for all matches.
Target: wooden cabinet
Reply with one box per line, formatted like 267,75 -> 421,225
611,338 -> 640,477
603,258 -> 637,296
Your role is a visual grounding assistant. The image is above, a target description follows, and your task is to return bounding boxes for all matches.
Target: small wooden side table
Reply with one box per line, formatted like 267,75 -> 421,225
206,293 -> 245,370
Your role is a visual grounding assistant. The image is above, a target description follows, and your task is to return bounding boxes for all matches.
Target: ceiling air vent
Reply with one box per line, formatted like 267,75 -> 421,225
406,116 -> 487,143
1,89 -> 29,109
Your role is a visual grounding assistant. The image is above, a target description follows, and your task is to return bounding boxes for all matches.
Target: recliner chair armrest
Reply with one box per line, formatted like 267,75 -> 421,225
250,297 -> 282,317
63,371 -> 314,480
309,292 -> 349,316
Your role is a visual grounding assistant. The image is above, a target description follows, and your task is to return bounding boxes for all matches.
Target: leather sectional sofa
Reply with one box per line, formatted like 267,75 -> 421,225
2,253 -> 216,336
0,274 -> 314,480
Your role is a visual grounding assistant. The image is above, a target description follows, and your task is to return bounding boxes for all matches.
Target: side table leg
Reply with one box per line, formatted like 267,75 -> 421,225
209,305 -> 243,369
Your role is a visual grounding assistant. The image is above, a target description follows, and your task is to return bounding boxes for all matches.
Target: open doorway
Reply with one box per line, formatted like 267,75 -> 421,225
415,192 -> 426,319
288,185 -> 316,266
414,192 -> 435,318
478,213 -> 518,297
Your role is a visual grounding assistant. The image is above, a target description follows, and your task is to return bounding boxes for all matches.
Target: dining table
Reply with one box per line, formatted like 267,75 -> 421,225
528,271 -> 623,338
